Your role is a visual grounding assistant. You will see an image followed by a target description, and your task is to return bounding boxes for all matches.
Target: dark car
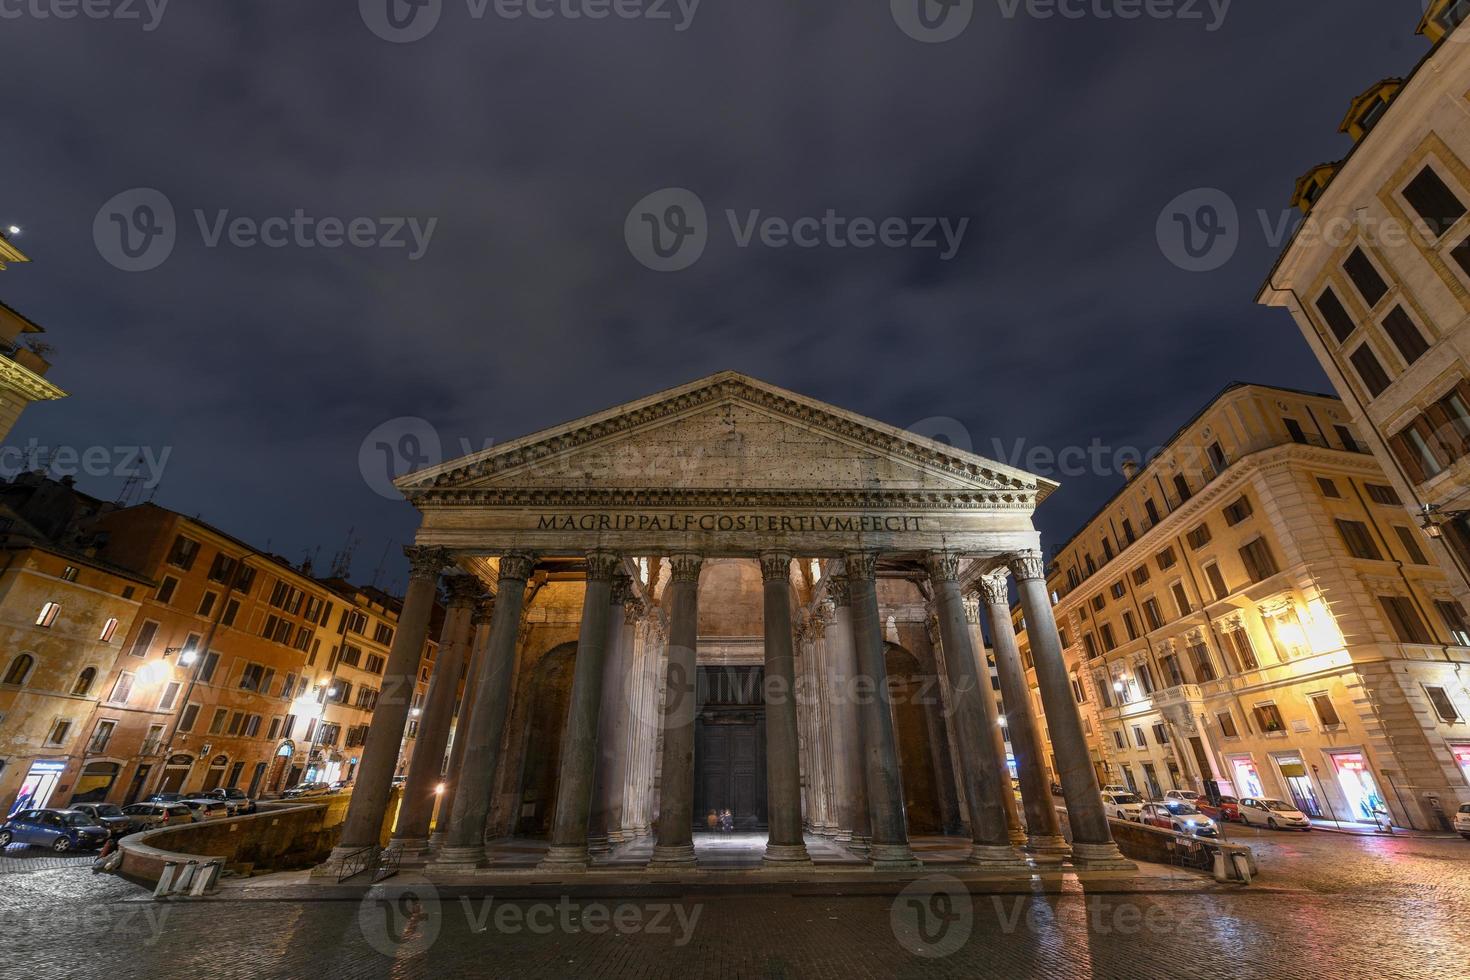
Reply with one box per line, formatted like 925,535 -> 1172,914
120,802 -> 193,829
68,803 -> 138,838
282,781 -> 331,799
147,792 -> 188,805
205,787 -> 256,815
178,799 -> 230,821
0,809 -> 110,852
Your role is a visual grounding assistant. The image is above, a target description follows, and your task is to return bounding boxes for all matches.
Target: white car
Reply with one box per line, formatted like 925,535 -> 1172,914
1100,784 -> 1132,796
1455,802 -> 1470,839
1165,789 -> 1201,804
1239,797 -> 1311,831
1141,800 -> 1220,838
1101,792 -> 1144,821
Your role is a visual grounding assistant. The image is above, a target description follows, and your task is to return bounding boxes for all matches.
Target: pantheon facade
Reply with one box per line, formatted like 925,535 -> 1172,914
327,372 -> 1131,874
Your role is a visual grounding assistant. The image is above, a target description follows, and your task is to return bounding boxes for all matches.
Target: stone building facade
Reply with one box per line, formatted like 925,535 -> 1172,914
1013,383 -> 1470,831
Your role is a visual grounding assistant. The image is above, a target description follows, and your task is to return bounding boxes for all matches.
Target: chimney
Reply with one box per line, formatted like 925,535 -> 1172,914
1122,459 -> 1140,482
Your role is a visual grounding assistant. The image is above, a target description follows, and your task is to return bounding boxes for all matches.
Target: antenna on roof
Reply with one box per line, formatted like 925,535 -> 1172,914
329,526 -> 359,579
370,538 -> 394,589
115,451 -> 146,507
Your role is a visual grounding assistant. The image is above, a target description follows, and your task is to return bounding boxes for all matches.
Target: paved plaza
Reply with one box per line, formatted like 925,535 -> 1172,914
5,827 -> 1468,979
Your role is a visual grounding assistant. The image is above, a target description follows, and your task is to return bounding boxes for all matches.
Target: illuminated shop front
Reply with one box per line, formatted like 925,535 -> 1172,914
1273,753 -> 1323,817
1230,756 -> 1265,798
8,760 -> 65,815
1328,751 -> 1386,821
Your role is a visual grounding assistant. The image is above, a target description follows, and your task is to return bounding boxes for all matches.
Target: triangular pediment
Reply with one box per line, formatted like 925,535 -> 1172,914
399,372 -> 1053,506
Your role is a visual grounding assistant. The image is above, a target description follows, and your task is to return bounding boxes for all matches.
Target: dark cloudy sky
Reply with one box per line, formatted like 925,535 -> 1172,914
0,2 -> 1425,590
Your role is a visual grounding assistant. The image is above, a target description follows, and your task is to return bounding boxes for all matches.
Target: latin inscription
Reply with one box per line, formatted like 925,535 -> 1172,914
536,513 -> 925,533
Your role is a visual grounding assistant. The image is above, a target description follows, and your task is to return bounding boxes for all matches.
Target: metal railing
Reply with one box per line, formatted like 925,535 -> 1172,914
337,844 -> 401,884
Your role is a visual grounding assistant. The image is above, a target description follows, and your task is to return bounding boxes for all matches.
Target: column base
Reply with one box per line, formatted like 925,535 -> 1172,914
537,844 -> 591,874
312,844 -> 372,878
1069,841 -> 1137,872
389,836 -> 431,859
1007,828 -> 1028,847
587,835 -> 611,856
431,844 -> 489,872
762,842 -> 813,868
868,842 -> 923,871
427,830 -> 448,849
1024,835 -> 1071,866
967,843 -> 1032,872
833,829 -> 853,845
847,834 -> 872,858
647,843 -> 697,868
607,829 -> 628,845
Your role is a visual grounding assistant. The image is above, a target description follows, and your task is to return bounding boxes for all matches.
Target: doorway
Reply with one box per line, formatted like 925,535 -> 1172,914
1275,755 -> 1322,817
516,643 -> 577,837
694,666 -> 767,831
158,755 -> 193,793
123,764 -> 152,805
1329,752 -> 1386,821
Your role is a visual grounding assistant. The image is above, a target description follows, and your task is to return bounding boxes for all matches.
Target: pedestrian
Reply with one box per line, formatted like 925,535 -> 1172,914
720,808 -> 733,833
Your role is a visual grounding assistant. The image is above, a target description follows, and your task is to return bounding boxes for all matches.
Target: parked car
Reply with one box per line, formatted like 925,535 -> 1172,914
179,799 -> 231,820
1454,802 -> 1470,839
1165,790 -> 1201,804
205,787 -> 256,815
1212,795 -> 1242,822
1141,800 -> 1219,837
68,803 -> 138,838
120,802 -> 194,828
328,780 -> 353,793
1101,792 -> 1144,821
0,809 -> 110,852
1100,784 -> 1132,796
147,792 -> 187,805
1239,797 -> 1312,831
282,781 -> 331,799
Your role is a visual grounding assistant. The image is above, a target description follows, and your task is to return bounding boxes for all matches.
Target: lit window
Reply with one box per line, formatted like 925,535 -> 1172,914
99,618 -> 119,642
35,602 -> 60,628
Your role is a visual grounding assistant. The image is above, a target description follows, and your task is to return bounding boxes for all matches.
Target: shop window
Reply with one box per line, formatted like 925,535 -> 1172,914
1310,693 -> 1343,729
1252,702 -> 1287,735
1425,686 -> 1462,724
1379,595 -> 1433,644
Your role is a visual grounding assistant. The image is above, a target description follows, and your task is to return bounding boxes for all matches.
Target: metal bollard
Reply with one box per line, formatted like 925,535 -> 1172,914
153,861 -> 178,899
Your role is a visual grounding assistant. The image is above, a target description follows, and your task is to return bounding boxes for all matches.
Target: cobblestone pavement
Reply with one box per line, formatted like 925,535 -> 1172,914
4,830 -> 1467,979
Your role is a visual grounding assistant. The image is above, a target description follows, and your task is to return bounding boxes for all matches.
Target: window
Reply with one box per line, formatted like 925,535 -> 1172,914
1350,344 -> 1392,398
158,681 -> 181,711
197,591 -> 217,617
166,535 -> 201,570
3,653 -> 34,686
1144,498 -> 1160,524
60,565 -> 78,582
1151,722 -> 1169,745
1253,702 -> 1286,734
1204,562 -> 1230,602
1142,598 -> 1165,631
1206,441 -> 1227,476
99,618 -> 118,642
268,717 -> 281,740
1403,165 -> 1466,238
340,645 -> 363,668
1173,474 -> 1192,504
156,576 -> 178,604
1315,286 -> 1358,343
179,703 -> 200,733
1132,565 -> 1150,586
1223,495 -> 1253,526
343,610 -> 369,635
46,719 -> 72,746
1284,418 -> 1309,444
207,552 -> 238,584
1112,730 -> 1125,750
1381,306 -> 1430,364
1132,725 -> 1147,749
1379,595 -> 1432,644
1316,477 -> 1341,498
1223,628 -> 1259,672
1217,711 -> 1239,738
1310,693 -> 1342,729
1239,537 -> 1279,583
1365,483 -> 1402,505
1171,582 -> 1192,617
209,708 -> 228,735
227,712 -> 244,736
365,653 -> 386,674
1187,641 -> 1216,683
1436,600 -> 1470,645
1096,673 -> 1113,708
108,672 -> 133,704
1425,686 -> 1461,723
1136,661 -> 1155,694
1394,526 -> 1429,565
1110,581 -> 1126,600
1121,519 -> 1136,544
1186,522 -> 1212,549
1091,594 -> 1106,613
1344,247 -> 1389,306
128,621 -> 159,658
72,667 -> 97,696
1160,654 -> 1185,687
34,601 -> 60,627
1156,547 -> 1177,571
234,565 -> 257,594
1070,675 -> 1086,703
1122,610 -> 1139,641
1102,538 -> 1114,561
221,599 -> 240,628
1100,623 -> 1117,651
240,663 -> 266,692
1335,425 -> 1364,453
1082,632 -> 1099,660
244,714 -> 262,738
1336,519 -> 1383,560
198,650 -> 219,684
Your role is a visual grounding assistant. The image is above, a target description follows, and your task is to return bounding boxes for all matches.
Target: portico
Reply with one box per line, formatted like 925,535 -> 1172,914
328,372 -> 1133,877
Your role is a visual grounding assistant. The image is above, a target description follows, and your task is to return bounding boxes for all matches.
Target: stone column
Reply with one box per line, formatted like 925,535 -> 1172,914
325,545 -> 449,864
539,551 -> 622,873
926,553 -> 1028,870
1010,552 -> 1134,871
589,576 -> 639,853
824,575 -> 869,852
650,553 -> 702,868
392,573 -> 482,854
846,552 -> 920,870
760,551 -> 813,866
967,594 -> 1026,847
429,596 -> 495,848
978,571 -> 1068,863
433,552 -> 537,870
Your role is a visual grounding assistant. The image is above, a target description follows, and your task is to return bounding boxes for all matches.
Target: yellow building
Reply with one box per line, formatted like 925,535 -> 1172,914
1260,3 -> 1470,606
0,300 -> 66,444
1012,383 -> 1470,831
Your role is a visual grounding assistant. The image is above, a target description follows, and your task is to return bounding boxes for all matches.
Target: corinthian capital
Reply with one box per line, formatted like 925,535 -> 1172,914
585,549 -> 620,582
825,574 -> 850,608
497,552 -> 537,583
610,572 -> 634,606
444,573 -> 485,609
962,594 -> 982,626
1008,551 -> 1046,583
925,551 -> 961,583
759,551 -> 793,583
978,570 -> 1010,606
845,552 -> 879,582
405,545 -> 452,583
669,553 -> 703,583
472,596 -> 496,627
623,595 -> 646,626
